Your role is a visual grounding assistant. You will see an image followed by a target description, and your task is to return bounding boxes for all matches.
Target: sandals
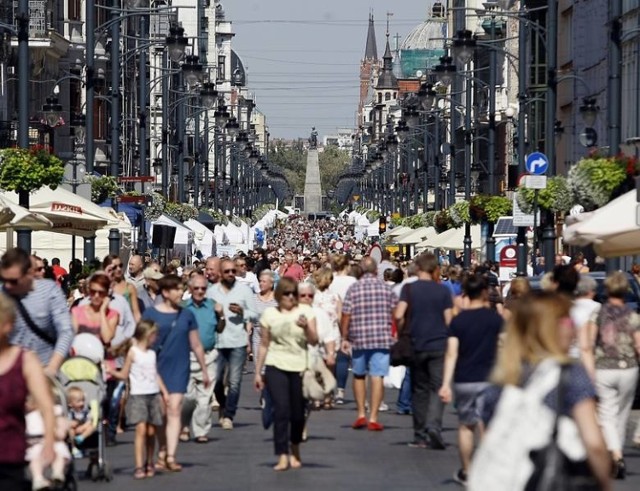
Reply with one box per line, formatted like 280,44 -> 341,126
166,455 -> 183,472
154,451 -> 167,471
179,428 -> 190,442
145,463 -> 155,478
133,467 -> 146,479
195,436 -> 209,444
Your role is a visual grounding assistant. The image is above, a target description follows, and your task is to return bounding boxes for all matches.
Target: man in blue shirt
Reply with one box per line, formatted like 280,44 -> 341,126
181,272 -> 224,443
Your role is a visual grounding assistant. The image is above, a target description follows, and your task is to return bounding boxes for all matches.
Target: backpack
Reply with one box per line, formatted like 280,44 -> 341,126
468,360 -> 588,491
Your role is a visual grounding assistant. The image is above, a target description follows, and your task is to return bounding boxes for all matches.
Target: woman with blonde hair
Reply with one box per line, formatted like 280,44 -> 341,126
580,271 -> 640,479
471,292 -> 611,490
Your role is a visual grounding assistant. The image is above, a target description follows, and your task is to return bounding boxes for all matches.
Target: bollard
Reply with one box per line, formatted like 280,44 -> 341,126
108,228 -> 121,256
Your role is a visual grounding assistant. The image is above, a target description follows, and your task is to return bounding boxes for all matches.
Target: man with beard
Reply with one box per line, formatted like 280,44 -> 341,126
208,258 -> 256,430
1,248 -> 73,375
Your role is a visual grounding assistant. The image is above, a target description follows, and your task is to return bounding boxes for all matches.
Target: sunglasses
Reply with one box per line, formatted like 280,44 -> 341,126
1,277 -> 20,286
192,286 -> 207,291
35,266 -> 45,272
283,291 -> 297,297
89,288 -> 107,297
112,264 -> 123,269
223,269 -> 237,274
299,293 -> 314,299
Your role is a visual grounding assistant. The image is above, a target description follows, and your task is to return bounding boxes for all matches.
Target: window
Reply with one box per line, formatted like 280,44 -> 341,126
68,0 -> 81,20
217,55 -> 226,81
378,93 -> 382,103
385,92 -> 391,101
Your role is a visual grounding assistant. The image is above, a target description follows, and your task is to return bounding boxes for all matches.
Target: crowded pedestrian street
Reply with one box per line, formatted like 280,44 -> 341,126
70,377 -> 640,491
5,0 -> 640,490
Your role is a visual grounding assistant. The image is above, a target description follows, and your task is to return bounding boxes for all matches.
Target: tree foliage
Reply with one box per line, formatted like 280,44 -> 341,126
0,146 -> 65,192
88,175 -> 119,204
268,141 -> 350,197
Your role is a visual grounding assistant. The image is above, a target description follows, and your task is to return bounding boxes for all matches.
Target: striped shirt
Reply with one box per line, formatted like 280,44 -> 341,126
7,279 -> 74,366
342,273 -> 398,350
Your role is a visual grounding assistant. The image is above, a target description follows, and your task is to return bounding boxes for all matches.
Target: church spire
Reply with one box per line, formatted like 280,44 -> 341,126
364,12 -> 378,61
376,33 -> 398,90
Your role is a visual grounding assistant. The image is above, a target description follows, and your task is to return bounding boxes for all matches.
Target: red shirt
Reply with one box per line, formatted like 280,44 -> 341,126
52,265 -> 67,284
282,263 -> 304,282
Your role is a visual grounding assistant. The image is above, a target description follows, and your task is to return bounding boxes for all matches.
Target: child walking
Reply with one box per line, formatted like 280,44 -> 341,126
108,320 -> 168,479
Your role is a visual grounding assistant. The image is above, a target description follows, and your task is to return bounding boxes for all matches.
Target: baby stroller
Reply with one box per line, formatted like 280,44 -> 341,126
49,377 -> 79,491
58,354 -> 113,482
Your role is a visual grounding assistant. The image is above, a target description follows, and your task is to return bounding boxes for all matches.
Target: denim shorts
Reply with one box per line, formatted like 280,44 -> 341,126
125,394 -> 164,426
453,382 -> 490,425
352,349 -> 390,377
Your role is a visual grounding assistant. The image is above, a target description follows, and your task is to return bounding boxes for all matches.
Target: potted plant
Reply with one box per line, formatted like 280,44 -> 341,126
144,192 -> 166,221
516,176 -> 574,214
448,200 -> 471,228
434,209 -> 454,233
567,154 -> 627,210
88,175 -> 120,204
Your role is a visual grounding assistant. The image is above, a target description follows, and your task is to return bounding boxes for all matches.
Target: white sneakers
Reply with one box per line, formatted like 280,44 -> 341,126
220,417 -> 234,430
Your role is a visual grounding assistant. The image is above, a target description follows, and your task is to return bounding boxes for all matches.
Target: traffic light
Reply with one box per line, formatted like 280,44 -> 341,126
378,216 -> 387,235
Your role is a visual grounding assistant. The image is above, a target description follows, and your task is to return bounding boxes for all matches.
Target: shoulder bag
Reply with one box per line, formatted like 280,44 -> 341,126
16,299 -> 57,347
390,283 -> 414,367
525,365 -> 599,491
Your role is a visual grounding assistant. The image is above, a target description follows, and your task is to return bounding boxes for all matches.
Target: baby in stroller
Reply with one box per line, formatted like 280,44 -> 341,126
66,386 -> 97,458
25,384 -> 71,490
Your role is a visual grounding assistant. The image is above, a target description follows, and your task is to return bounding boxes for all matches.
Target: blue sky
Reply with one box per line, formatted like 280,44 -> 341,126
224,1 -> 432,139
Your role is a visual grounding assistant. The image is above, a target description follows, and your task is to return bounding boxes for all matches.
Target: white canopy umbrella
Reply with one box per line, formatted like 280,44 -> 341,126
563,190 -> 639,257
396,226 -> 436,245
1,188 -> 119,237
386,226 -> 411,237
0,195 -> 52,231
428,225 -> 482,250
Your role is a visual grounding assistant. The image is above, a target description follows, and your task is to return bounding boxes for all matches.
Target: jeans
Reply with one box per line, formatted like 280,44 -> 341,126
410,350 -> 445,441
336,350 -> 350,390
396,368 -> 412,413
105,380 -> 126,440
214,347 -> 247,420
264,365 -> 305,455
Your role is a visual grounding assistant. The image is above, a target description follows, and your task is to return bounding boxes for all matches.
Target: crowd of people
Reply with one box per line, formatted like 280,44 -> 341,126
0,214 -> 639,490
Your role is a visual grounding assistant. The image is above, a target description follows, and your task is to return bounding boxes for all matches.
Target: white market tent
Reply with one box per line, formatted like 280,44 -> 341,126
184,219 -> 216,258
150,214 -> 194,260
426,225 -> 482,250
563,190 -> 639,257
367,219 -> 380,237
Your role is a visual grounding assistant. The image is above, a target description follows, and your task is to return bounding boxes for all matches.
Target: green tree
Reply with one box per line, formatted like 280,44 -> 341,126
318,145 -> 350,193
268,140 -> 306,194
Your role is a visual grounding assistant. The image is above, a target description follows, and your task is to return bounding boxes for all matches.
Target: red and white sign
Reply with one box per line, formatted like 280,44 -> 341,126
51,202 -> 83,215
499,245 -> 518,268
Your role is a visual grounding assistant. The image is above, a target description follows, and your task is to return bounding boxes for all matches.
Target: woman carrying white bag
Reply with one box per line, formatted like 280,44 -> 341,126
468,291 -> 611,491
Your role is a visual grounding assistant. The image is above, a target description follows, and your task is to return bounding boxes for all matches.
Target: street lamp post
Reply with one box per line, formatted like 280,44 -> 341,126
516,5 -> 528,276
16,0 -> 30,251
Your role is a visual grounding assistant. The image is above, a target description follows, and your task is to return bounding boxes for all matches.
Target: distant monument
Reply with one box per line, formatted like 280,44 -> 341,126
309,127 -> 318,149
304,127 -> 322,213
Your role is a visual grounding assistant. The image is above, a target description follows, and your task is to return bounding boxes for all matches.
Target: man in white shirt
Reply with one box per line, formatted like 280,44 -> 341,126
570,274 -> 599,359
234,256 -> 259,294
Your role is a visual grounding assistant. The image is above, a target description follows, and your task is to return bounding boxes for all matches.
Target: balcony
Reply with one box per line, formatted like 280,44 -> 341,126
11,0 -> 69,56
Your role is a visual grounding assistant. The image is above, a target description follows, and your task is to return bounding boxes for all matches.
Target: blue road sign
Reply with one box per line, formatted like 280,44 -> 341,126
525,152 -> 549,175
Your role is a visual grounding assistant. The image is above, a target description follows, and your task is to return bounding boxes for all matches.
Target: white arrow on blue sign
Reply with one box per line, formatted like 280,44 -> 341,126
525,152 -> 549,175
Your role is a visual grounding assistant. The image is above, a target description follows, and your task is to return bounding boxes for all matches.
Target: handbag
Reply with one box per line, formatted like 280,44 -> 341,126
390,283 -> 414,367
525,365 -> 599,491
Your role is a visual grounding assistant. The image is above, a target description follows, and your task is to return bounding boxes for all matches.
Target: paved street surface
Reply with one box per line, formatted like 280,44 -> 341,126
82,374 -> 640,491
